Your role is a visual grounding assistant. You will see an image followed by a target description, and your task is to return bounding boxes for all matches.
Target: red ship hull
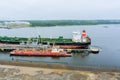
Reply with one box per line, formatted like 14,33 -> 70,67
60,45 -> 82,49
10,49 -> 71,57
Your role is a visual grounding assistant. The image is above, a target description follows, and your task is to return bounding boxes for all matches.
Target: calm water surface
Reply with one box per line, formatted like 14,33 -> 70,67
0,24 -> 120,68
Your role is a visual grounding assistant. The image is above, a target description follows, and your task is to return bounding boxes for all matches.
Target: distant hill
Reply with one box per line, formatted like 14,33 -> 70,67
28,20 -> 120,26
1,20 -> 120,27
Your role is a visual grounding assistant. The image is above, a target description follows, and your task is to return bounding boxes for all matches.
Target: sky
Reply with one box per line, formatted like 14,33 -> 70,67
0,0 -> 120,20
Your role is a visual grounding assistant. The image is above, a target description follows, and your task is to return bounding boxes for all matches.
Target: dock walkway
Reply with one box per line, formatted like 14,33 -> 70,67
0,44 -> 46,51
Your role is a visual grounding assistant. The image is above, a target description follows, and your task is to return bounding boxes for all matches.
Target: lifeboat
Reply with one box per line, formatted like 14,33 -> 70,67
10,47 -> 71,57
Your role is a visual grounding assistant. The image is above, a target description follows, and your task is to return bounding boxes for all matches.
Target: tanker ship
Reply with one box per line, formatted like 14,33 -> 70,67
10,46 -> 71,57
0,30 -> 91,49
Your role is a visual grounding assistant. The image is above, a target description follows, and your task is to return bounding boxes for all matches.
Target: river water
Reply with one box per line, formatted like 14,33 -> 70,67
0,24 -> 120,68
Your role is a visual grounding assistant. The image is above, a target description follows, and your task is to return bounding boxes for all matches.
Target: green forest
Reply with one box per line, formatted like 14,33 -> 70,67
0,20 -> 120,27
27,20 -> 120,26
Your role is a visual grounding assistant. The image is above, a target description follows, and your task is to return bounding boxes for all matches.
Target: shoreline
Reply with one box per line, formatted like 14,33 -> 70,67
0,60 -> 120,72
0,60 -> 120,80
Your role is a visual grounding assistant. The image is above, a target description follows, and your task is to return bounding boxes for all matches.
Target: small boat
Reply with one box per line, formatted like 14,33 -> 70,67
90,47 -> 99,54
10,47 -> 71,57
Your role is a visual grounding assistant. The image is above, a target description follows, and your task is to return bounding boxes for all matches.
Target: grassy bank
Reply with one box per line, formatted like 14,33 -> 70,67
0,64 -> 120,80
0,60 -> 120,80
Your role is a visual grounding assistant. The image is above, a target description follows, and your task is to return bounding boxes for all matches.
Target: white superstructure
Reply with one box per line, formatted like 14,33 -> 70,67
72,31 -> 81,42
